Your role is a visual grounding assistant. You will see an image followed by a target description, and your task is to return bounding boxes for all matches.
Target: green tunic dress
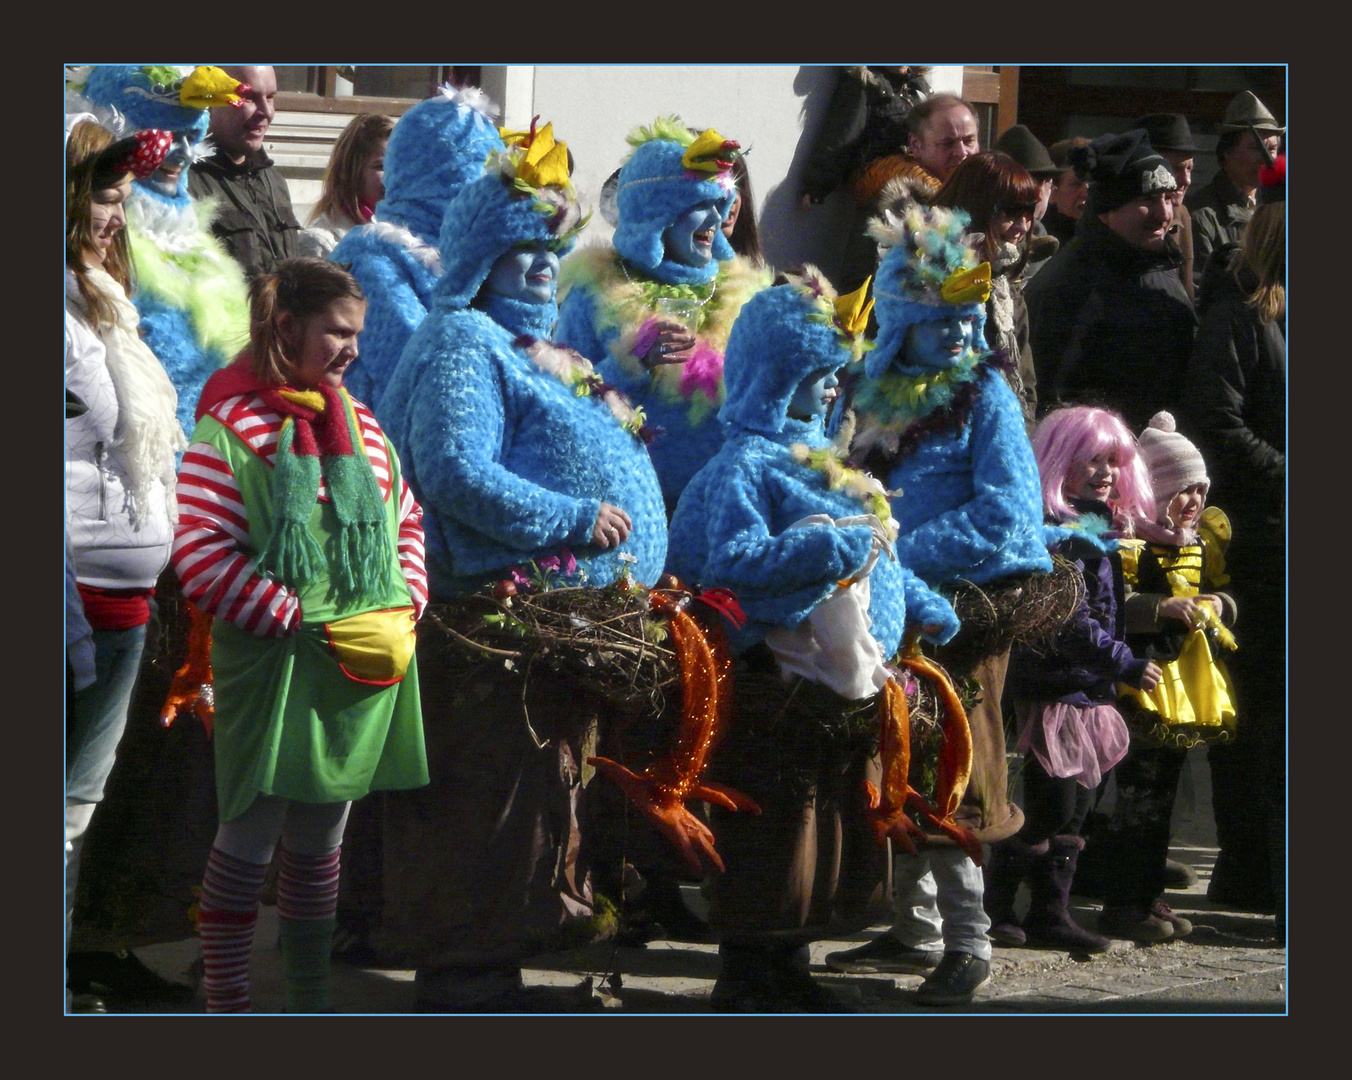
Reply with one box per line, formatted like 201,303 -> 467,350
193,405 -> 428,822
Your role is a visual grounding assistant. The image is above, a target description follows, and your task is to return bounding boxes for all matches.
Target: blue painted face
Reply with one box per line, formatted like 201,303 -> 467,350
787,366 -> 841,421
140,131 -> 199,199
661,199 -> 723,267
902,312 -> 977,370
484,242 -> 560,305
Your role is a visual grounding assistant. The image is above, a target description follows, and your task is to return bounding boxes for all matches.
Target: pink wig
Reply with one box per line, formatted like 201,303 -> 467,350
1032,406 -> 1155,524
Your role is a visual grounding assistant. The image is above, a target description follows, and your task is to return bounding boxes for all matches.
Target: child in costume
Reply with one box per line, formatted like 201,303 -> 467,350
667,269 -> 960,1011
73,65 -> 252,439
1092,411 -> 1236,942
827,179 -> 1049,1005
987,406 -> 1164,952
555,116 -> 770,513
375,123 -> 670,1012
331,85 -> 505,415
172,258 -> 429,1012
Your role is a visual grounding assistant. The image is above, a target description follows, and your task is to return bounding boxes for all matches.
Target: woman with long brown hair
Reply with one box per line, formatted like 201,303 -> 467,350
301,112 -> 395,258
65,116 -> 183,1012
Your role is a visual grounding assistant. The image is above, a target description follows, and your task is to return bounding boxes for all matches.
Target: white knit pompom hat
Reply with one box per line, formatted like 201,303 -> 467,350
1138,411 -> 1209,507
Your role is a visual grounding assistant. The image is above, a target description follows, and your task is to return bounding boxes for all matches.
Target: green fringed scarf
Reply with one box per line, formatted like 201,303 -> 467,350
255,383 -> 391,607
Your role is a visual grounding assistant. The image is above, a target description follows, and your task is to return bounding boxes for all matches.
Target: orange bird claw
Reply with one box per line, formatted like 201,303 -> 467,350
588,756 -> 751,875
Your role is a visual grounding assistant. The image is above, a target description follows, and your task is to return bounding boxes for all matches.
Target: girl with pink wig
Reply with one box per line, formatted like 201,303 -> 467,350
982,405 -> 1162,954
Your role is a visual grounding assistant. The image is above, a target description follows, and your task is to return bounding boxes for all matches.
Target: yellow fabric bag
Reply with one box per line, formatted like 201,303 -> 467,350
324,607 -> 417,686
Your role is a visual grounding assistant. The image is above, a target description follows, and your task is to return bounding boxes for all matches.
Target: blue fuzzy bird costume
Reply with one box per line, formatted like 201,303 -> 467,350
71,65 -> 251,439
844,176 -> 1051,847
555,117 -> 770,512
848,178 -> 1054,589
332,86 -> 506,415
368,126 -> 675,991
378,126 -> 667,597
666,271 -> 959,979
668,270 -> 958,662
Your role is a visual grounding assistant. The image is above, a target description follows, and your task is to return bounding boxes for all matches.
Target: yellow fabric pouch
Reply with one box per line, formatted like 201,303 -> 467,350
323,607 -> 417,686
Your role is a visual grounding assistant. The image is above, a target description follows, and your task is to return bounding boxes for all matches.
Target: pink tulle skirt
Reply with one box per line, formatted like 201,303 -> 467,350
1016,700 -> 1130,789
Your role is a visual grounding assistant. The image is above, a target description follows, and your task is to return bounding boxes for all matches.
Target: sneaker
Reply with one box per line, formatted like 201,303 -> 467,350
1098,904 -> 1174,943
824,935 -> 943,975
1163,858 -> 1199,889
913,952 -> 990,1006
1151,899 -> 1193,938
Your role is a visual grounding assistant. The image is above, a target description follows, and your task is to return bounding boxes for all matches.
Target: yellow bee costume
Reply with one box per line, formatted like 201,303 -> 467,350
1118,503 -> 1238,746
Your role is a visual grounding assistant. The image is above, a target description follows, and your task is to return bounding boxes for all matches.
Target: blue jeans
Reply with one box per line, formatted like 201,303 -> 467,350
66,624 -> 147,1004
889,846 -> 992,961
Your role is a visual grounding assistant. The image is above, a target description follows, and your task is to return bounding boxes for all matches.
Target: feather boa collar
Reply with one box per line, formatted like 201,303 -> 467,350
849,350 -> 1011,468
127,189 -> 210,257
558,246 -> 768,420
789,422 -> 899,544
515,336 -> 651,442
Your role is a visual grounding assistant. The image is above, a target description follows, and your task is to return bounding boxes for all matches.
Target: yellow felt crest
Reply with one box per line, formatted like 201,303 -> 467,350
515,122 -> 572,190
835,276 -> 874,337
940,262 -> 992,305
179,66 -> 247,109
682,128 -> 740,174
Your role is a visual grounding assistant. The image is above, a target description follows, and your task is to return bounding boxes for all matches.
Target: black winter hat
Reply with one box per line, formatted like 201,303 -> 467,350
1133,113 -> 1199,154
996,124 -> 1060,178
1072,129 -> 1177,214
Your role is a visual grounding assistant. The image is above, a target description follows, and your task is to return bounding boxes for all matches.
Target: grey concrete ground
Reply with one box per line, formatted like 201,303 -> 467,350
106,745 -> 1287,1015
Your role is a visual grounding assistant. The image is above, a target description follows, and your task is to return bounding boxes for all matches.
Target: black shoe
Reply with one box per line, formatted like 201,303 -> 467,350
1163,858 -> 1199,889
913,952 -> 990,1006
825,935 -> 942,975
67,949 -> 195,1002
1207,876 -> 1277,914
68,992 -> 107,1014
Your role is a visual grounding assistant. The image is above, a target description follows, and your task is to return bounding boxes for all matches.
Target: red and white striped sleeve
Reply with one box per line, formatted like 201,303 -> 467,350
396,475 -> 428,620
173,442 -> 301,636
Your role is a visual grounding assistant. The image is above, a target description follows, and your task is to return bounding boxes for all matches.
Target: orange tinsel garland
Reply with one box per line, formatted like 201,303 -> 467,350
159,602 -> 215,736
587,587 -> 759,875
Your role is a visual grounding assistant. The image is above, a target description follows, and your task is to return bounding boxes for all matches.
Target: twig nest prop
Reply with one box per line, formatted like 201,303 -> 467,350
420,578 -> 679,718
932,554 -> 1086,680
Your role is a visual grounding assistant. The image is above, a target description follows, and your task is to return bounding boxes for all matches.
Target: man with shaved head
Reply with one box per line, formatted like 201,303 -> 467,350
188,65 -> 303,279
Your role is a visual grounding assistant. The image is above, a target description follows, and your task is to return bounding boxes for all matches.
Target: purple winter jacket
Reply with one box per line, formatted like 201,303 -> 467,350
1007,503 -> 1151,706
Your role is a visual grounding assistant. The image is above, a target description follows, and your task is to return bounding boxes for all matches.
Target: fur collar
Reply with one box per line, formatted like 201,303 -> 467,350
362,220 -> 443,274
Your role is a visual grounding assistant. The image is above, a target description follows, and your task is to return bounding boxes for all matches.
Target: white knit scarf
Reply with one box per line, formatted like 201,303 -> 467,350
75,266 -> 186,526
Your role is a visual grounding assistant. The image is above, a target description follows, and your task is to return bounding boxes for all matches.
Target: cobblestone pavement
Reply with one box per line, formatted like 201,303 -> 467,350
100,748 -> 1287,1015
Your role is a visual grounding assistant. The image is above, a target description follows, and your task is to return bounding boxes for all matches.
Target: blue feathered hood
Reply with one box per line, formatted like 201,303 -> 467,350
435,123 -> 586,311
376,86 -> 506,244
80,65 -> 212,136
612,117 -> 738,286
75,65 -> 221,204
720,268 -> 871,438
864,178 -> 991,379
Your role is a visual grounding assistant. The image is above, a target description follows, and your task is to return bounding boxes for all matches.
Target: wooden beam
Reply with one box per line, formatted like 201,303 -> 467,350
997,66 -> 1021,134
276,93 -> 418,117
963,67 -> 1002,103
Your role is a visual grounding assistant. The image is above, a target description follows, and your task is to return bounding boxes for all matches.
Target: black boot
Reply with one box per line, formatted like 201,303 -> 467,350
1022,836 -> 1111,953
982,836 -> 1047,946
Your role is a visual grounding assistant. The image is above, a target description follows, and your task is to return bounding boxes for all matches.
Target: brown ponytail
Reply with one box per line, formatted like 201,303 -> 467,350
247,256 -> 366,385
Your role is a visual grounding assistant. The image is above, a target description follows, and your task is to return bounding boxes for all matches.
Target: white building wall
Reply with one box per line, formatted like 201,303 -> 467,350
275,64 -> 965,285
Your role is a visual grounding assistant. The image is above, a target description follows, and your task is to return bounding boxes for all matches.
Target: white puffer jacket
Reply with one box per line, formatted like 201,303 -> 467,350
65,270 -> 176,589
